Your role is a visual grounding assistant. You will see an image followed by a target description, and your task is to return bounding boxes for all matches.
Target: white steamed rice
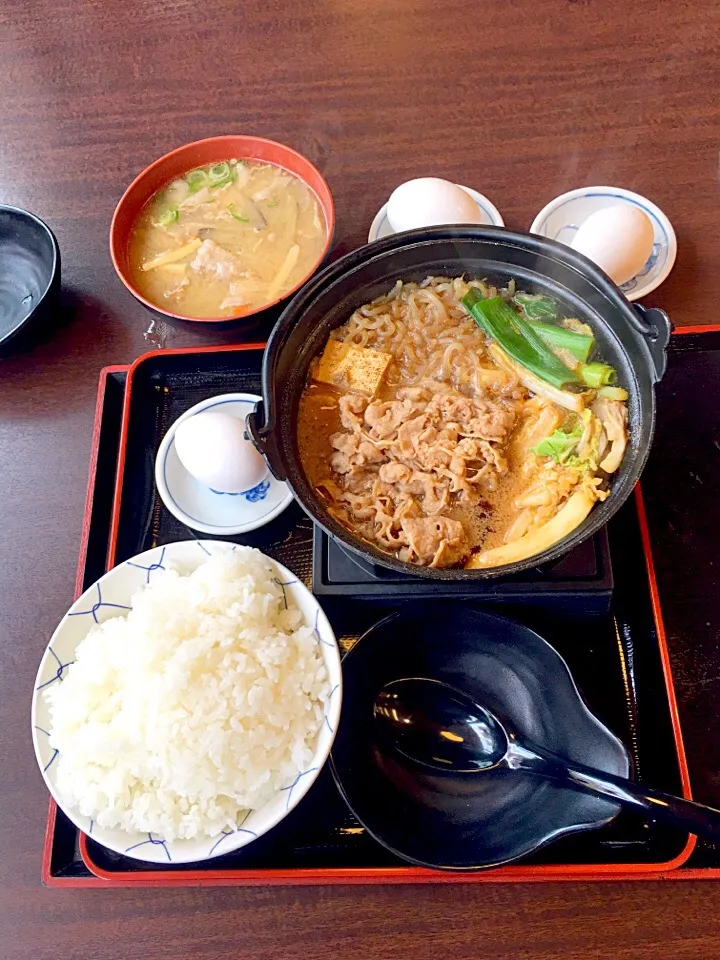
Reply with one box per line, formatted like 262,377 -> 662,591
45,547 -> 330,841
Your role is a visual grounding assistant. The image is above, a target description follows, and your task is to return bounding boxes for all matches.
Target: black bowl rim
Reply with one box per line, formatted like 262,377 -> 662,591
329,605 -> 630,871
0,203 -> 60,345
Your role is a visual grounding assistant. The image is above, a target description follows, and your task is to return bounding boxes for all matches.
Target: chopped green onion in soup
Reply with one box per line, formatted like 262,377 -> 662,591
185,168 -> 209,193
208,162 -> 233,188
157,208 -> 179,227
227,203 -> 249,223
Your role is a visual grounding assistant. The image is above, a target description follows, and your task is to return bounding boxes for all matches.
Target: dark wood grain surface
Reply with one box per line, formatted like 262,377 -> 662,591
2,1 -> 720,957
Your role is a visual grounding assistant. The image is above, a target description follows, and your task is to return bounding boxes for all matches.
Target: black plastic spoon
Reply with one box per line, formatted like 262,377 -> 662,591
374,677 -> 720,841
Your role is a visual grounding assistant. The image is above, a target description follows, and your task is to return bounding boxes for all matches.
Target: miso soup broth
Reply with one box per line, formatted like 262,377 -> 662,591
128,159 -> 328,318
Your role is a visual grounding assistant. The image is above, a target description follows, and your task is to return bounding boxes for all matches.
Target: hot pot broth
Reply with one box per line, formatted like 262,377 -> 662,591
297,277 -> 629,570
129,159 -> 327,318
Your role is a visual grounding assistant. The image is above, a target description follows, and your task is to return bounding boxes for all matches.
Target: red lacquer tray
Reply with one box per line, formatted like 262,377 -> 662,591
43,329 -> 720,886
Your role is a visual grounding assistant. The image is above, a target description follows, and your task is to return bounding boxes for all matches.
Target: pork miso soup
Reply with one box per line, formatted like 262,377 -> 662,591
128,159 -> 328,318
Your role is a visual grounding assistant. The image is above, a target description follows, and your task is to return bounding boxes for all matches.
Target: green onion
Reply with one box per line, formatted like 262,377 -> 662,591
513,293 -> 595,361
186,168 -> 208,193
267,199 -> 279,207
579,362 -> 617,388
227,203 -> 249,222
208,162 -> 230,181
530,420 -> 583,462
513,293 -> 558,321
527,320 -> 595,363
208,162 -> 233,188
157,208 -> 179,227
462,291 -> 581,389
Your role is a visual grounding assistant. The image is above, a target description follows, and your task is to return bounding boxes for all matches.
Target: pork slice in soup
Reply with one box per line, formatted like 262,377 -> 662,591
128,160 -> 327,318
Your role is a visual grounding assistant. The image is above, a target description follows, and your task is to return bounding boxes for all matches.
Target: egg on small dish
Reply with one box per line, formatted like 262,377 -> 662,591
368,179 -> 504,243
154,393 -> 294,536
174,410 -> 266,493
529,187 -> 676,301
386,178 -> 484,233
570,205 -> 655,286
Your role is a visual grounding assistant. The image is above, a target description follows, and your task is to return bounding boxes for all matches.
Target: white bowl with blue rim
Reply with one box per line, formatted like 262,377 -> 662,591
529,186 -> 677,301
31,539 -> 342,865
155,392 -> 293,535
368,185 -> 504,244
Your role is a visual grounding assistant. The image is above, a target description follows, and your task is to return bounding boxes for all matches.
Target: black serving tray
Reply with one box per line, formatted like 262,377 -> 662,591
44,334 -> 720,883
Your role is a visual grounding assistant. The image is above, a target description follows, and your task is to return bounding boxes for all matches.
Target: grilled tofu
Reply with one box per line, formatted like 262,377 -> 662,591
314,340 -> 393,397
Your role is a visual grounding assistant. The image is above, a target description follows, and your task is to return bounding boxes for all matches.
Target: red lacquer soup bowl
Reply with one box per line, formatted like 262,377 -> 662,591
110,135 -> 335,324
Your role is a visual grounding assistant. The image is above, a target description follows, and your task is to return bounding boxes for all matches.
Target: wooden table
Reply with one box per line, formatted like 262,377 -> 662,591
2,1 -> 720,956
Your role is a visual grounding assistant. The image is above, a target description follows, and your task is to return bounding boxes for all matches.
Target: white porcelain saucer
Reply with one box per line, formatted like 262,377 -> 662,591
530,186 -> 677,301
368,185 -> 504,243
155,393 -> 293,535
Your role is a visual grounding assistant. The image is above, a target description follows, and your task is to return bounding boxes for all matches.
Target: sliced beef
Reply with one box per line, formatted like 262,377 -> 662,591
328,379 -> 518,568
400,516 -> 468,567
338,393 -> 368,431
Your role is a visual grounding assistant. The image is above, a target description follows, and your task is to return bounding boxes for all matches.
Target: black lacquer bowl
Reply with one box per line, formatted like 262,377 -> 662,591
0,204 -> 59,350
330,605 -> 630,870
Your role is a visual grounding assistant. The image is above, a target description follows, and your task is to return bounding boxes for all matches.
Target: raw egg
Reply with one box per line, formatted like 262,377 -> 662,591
174,410 -> 266,493
386,178 -> 483,232
570,205 -> 655,286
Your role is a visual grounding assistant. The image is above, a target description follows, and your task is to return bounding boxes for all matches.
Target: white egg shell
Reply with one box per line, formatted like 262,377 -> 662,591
174,410 -> 266,493
570,205 -> 655,286
386,178 -> 483,233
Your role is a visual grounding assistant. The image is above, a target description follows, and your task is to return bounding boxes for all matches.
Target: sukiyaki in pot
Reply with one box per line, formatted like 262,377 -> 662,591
247,226 -> 670,579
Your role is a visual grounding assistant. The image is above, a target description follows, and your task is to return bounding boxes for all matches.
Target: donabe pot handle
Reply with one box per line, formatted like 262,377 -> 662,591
245,402 -> 287,482
632,305 -> 672,382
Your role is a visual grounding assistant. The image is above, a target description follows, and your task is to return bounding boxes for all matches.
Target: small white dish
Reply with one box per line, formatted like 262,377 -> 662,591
31,539 -> 342,865
155,393 -> 293,535
368,185 -> 504,243
529,187 -> 677,301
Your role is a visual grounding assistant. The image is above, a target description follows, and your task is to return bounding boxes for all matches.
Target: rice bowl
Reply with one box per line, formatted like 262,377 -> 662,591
31,541 -> 342,864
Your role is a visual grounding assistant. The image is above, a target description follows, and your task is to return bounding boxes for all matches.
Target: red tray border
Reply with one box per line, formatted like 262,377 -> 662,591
42,364 -> 129,888
44,324 -> 720,886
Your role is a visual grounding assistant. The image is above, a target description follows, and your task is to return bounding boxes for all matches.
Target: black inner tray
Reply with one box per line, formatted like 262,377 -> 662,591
55,347 -> 691,880
313,524 -> 614,618
640,331 -> 720,869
